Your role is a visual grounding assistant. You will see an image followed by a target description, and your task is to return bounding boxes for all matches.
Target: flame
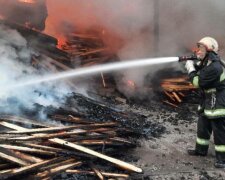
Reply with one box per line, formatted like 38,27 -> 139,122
18,0 -> 36,4
57,36 -> 67,49
44,0 -> 124,52
127,80 -> 136,88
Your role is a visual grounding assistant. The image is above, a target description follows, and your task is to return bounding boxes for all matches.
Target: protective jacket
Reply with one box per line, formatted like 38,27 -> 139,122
189,52 -> 225,119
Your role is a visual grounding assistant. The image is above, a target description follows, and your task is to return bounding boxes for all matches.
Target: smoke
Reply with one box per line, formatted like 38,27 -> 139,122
0,24 -> 72,119
1,0 -> 225,99
0,0 -> 47,30
44,0 -> 225,98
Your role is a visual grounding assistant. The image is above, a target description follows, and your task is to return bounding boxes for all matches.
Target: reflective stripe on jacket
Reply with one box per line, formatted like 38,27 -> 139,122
189,52 -> 225,119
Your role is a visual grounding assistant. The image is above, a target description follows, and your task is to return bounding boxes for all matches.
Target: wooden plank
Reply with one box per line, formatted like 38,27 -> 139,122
4,125 -> 82,134
178,92 -> 185,97
172,92 -> 182,103
49,138 -> 142,173
163,100 -> 178,108
0,144 -> 56,156
101,72 -> 106,88
0,158 -> 63,179
0,115 -> 52,128
12,151 -> 43,164
5,122 -> 116,134
0,121 -> 27,131
164,91 -> 175,102
34,161 -> 82,179
22,143 -> 64,153
0,147 -> 30,166
7,128 -> 112,141
39,159 -> 75,171
89,163 -> 104,180
0,122 -> 142,173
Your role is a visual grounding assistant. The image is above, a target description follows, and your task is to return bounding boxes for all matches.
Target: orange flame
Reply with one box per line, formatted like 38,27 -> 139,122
18,0 -> 36,3
127,80 -> 136,88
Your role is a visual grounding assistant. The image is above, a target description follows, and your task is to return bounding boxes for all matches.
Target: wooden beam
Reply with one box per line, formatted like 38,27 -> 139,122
0,147 -> 30,166
49,138 -> 142,173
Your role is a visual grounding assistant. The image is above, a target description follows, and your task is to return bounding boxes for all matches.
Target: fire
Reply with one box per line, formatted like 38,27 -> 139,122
56,36 -> 67,49
127,80 -> 136,88
18,0 -> 36,3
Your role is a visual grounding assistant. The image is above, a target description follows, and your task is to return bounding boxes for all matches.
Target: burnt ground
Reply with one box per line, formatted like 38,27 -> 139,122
118,98 -> 225,180
59,91 -> 225,180
50,91 -> 225,180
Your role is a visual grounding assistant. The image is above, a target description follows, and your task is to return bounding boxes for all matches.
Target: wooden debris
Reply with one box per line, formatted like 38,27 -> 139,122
172,92 -> 182,103
0,158 -> 63,179
163,100 -> 178,108
0,23 -> 140,179
0,115 -> 142,179
34,161 -> 82,179
0,144 -> 55,156
161,76 -> 197,107
49,138 -> 142,173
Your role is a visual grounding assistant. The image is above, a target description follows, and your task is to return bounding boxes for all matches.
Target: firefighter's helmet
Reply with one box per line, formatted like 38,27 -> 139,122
197,37 -> 219,53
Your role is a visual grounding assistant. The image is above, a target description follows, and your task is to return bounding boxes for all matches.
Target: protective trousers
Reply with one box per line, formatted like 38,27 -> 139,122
195,115 -> 225,161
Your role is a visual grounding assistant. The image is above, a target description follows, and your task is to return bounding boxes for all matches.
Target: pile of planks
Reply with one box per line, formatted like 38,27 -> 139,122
0,115 -> 142,179
161,76 -> 196,108
61,32 -> 115,67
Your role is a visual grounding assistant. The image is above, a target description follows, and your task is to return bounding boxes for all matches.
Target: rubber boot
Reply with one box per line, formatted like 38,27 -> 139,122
214,161 -> 225,168
187,149 -> 207,156
215,152 -> 225,168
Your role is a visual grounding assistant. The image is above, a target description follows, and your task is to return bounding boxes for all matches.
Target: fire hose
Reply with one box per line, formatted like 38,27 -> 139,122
178,54 -> 225,68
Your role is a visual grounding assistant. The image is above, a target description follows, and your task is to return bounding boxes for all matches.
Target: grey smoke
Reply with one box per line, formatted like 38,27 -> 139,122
1,0 -> 225,99
44,0 -> 225,98
0,24 -> 72,118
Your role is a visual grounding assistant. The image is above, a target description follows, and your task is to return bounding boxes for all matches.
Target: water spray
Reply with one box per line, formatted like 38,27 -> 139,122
2,57 -> 179,90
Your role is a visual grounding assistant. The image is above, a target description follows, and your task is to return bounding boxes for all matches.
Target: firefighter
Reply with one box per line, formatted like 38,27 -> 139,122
185,37 -> 225,168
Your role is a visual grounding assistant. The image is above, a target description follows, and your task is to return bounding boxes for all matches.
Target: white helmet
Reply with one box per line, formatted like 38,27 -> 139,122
198,37 -> 219,53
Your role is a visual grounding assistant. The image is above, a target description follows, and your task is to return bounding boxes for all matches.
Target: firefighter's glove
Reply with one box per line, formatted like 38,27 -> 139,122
185,60 -> 196,74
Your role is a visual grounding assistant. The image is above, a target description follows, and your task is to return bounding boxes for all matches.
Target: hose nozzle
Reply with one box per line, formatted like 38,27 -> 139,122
178,54 -> 198,62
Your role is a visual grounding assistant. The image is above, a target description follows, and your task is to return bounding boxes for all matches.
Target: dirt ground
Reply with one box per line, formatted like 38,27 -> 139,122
119,100 -> 225,180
